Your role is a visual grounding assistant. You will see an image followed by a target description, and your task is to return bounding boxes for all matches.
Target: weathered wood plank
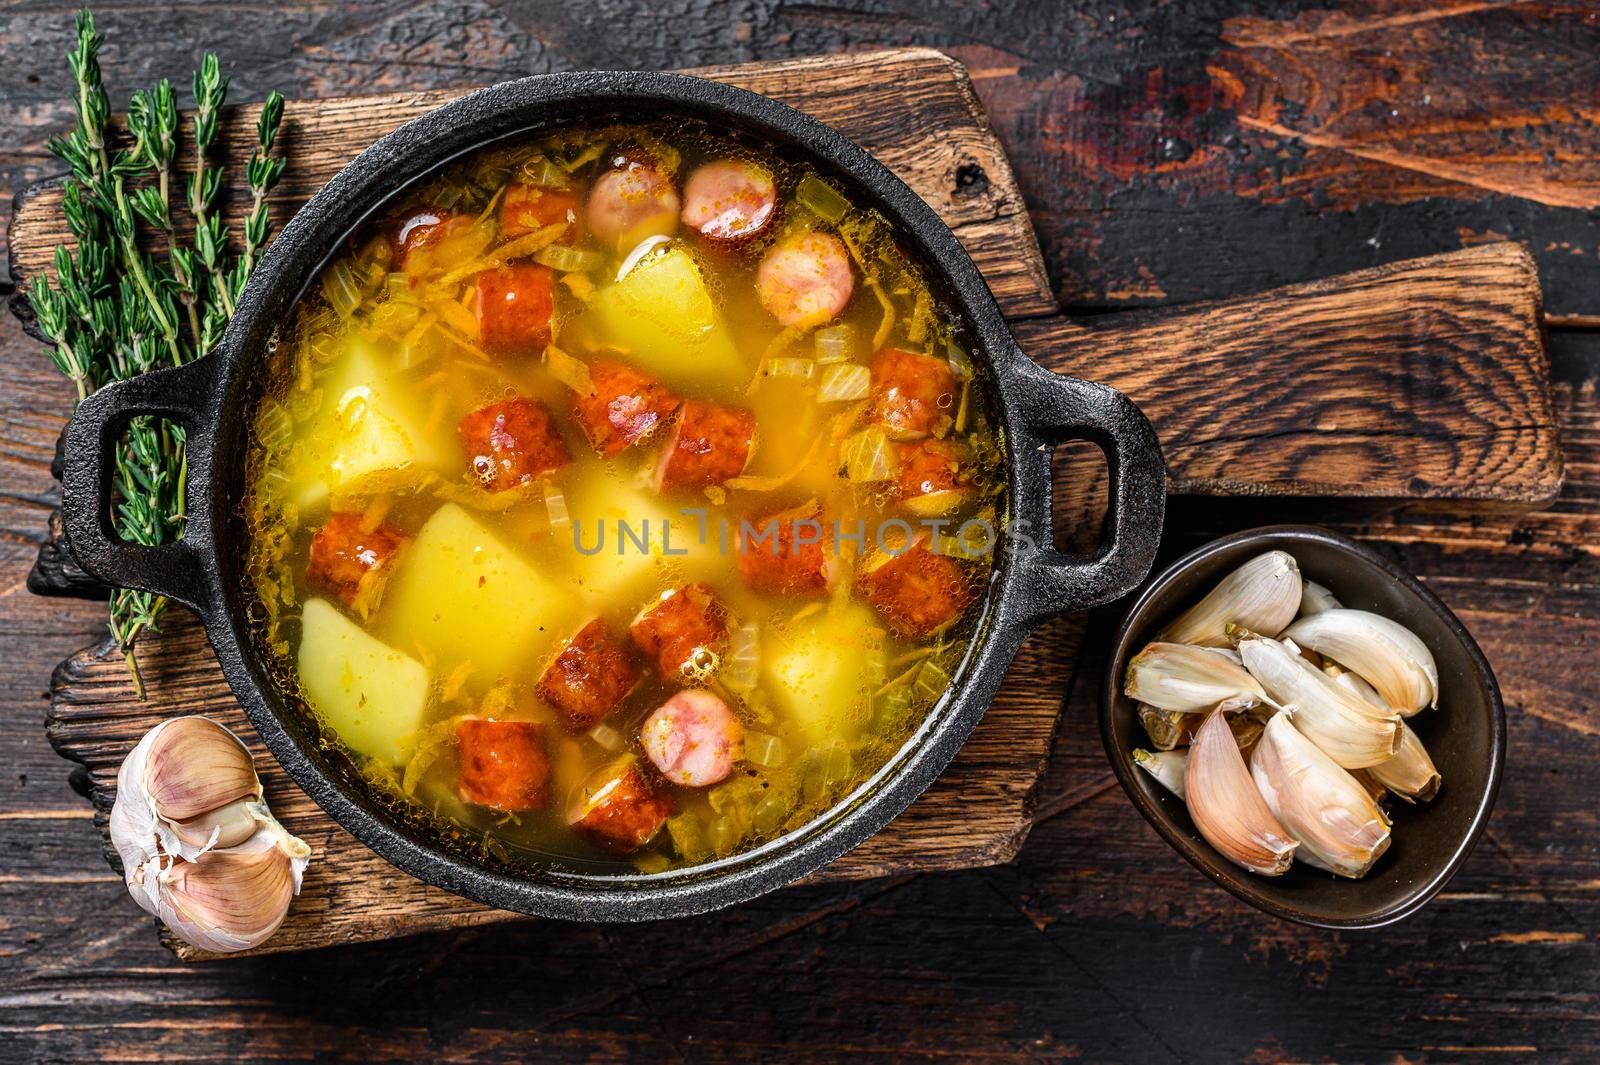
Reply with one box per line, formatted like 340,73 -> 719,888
6,48 -> 1055,320
1024,242 -> 1563,504
45,609 -> 1081,960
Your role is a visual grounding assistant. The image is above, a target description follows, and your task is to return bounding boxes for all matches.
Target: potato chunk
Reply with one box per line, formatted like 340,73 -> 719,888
289,339 -> 453,510
559,467 -> 724,604
586,246 -> 744,391
762,602 -> 883,743
377,503 -> 565,680
298,597 -> 431,766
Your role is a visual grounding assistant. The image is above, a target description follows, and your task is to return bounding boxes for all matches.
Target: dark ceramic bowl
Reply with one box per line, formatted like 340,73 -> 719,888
1102,525 -> 1504,929
59,72 -> 1167,921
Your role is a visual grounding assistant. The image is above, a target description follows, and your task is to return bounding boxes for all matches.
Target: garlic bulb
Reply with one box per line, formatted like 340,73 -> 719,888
1133,748 -> 1188,799
1124,642 -> 1274,714
1158,551 -> 1302,647
1186,708 -> 1298,876
126,825 -> 310,954
1249,714 -> 1392,879
1238,637 -> 1400,769
1283,609 -> 1438,716
1326,669 -> 1443,803
109,717 -> 310,953
1299,580 -> 1341,616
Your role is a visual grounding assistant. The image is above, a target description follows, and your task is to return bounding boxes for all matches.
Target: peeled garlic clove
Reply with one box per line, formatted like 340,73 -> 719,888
1299,580 -> 1341,616
1133,748 -> 1188,799
1283,609 -> 1438,716
1249,714 -> 1392,879
133,826 -> 311,954
1187,708 -> 1297,875
1326,669 -> 1443,803
1368,721 -> 1442,803
1238,637 -> 1401,769
1159,551 -> 1302,647
1125,642 -> 1272,714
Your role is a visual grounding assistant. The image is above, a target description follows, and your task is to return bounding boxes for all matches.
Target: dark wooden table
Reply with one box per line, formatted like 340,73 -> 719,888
1,2 -> 1595,1060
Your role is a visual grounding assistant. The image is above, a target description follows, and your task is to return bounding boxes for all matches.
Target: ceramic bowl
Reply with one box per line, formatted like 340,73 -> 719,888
1102,525 -> 1505,928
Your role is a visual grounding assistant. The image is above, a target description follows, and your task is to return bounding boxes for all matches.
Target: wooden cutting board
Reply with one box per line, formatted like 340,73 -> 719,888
11,48 -> 1560,960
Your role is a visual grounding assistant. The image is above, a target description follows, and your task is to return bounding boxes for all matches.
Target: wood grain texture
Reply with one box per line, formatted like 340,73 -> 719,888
46,609 -> 1081,961
6,48 -> 1055,320
1025,241 -> 1564,504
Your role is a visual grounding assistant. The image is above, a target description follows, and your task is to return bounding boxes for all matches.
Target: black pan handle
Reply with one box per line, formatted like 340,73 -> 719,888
1004,356 -> 1166,626
59,356 -> 221,612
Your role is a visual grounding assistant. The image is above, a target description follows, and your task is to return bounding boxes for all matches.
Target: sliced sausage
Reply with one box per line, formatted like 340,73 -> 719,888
640,690 -> 744,787
629,583 -> 731,681
456,718 -> 551,812
396,210 -> 469,271
586,159 -> 680,250
571,359 -> 681,458
499,184 -> 581,242
306,512 -> 408,609
680,159 -> 777,244
457,396 -> 570,491
536,618 -> 643,734
737,508 -> 842,596
567,759 -> 673,852
894,439 -> 971,516
476,262 -> 556,355
654,400 -> 755,492
865,348 -> 957,441
755,230 -> 854,329
855,539 -> 976,637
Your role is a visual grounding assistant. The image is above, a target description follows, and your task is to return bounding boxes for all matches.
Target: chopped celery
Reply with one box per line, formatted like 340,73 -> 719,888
813,323 -> 855,364
743,731 -> 789,768
534,244 -> 604,274
763,357 -> 815,382
797,174 -> 849,224
817,363 -> 871,403
320,260 -> 363,320
842,426 -> 896,482
517,155 -> 569,188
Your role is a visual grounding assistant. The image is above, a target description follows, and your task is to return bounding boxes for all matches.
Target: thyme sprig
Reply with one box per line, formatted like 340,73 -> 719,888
27,8 -> 287,693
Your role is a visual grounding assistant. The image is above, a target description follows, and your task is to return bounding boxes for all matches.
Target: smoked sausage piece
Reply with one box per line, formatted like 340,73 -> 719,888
737,508 -> 841,596
456,718 -> 551,812
640,690 -> 744,787
571,359 -> 681,458
537,619 -> 643,734
680,159 -> 777,244
654,400 -> 755,492
567,760 -> 673,852
855,540 -> 976,637
499,184 -> 581,241
475,262 -> 556,355
306,513 -> 408,609
457,396 -> 570,491
586,159 -> 679,249
755,230 -> 853,329
629,583 -> 731,682
893,438 -> 971,516
864,348 -> 957,441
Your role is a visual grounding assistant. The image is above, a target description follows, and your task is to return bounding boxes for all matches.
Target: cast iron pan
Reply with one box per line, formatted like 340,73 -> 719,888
58,71 -> 1167,920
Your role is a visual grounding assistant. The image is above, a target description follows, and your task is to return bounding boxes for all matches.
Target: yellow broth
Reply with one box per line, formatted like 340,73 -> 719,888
242,119 -> 1007,873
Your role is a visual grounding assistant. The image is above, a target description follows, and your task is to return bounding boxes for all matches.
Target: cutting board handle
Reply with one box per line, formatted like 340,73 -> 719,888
1020,242 -> 1561,507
